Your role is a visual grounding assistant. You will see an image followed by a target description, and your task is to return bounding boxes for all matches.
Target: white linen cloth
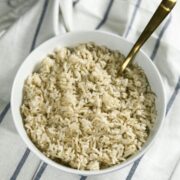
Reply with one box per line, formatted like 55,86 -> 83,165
0,0 -> 180,180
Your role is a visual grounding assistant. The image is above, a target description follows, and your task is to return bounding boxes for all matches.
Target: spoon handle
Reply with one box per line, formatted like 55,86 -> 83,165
120,0 -> 176,74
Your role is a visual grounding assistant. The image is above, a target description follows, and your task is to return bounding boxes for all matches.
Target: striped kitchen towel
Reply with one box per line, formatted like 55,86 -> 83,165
0,0 -> 180,180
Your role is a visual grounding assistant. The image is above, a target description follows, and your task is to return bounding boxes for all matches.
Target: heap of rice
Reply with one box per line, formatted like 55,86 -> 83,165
21,43 -> 156,170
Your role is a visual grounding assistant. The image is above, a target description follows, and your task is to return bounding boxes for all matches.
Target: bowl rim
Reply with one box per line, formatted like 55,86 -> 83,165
11,30 -> 166,176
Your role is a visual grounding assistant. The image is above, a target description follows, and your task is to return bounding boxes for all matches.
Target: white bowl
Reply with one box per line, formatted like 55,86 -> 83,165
11,31 -> 166,176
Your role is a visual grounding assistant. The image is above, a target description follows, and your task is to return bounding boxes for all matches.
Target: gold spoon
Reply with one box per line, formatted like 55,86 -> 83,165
119,0 -> 176,74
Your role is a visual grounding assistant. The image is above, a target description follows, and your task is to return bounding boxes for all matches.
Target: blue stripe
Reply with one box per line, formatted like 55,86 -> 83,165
96,0 -> 114,29
166,77 -> 180,115
80,176 -> 88,180
168,156 -> 180,180
9,0 -> 49,179
150,16 -> 172,60
168,78 -> 180,178
125,156 -> 142,180
33,163 -> 47,180
124,0 -> 142,38
73,0 -> 80,7
0,102 -> 10,124
10,149 -> 30,180
30,0 -> 49,51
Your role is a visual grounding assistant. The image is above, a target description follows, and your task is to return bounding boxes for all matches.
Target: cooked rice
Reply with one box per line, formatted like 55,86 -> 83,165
21,43 -> 156,170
